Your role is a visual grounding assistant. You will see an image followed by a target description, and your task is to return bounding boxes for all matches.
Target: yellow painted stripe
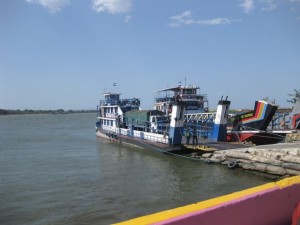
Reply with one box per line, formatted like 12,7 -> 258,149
276,175 -> 300,189
114,176 -> 300,225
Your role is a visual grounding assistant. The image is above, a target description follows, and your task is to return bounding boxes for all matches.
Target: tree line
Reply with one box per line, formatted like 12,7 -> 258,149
0,109 -> 96,115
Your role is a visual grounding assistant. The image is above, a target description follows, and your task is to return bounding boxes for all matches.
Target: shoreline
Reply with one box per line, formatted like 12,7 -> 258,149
0,109 -> 96,116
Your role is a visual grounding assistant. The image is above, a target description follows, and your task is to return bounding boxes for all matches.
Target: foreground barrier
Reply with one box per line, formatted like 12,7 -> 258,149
115,176 -> 300,225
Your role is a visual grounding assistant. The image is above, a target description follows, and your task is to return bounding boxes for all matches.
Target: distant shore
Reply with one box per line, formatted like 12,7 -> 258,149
0,109 -> 96,116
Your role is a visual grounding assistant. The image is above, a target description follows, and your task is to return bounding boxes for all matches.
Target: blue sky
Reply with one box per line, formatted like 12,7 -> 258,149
0,0 -> 299,110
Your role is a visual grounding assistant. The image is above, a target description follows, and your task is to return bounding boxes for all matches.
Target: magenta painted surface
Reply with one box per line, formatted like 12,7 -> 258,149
153,184 -> 300,225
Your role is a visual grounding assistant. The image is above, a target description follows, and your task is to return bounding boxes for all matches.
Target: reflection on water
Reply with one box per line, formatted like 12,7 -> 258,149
0,113 -> 270,225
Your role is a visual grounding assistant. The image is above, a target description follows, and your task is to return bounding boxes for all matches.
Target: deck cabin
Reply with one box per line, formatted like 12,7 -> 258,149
97,92 -> 141,130
154,85 -> 209,115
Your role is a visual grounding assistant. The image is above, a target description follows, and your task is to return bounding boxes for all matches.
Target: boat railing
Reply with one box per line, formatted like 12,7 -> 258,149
117,127 -> 168,144
185,112 -> 215,121
119,98 -> 140,107
105,113 -> 118,118
99,98 -> 140,107
118,118 -> 170,143
133,132 -> 168,144
154,97 -> 175,103
155,91 -> 208,103
183,122 -> 214,139
96,106 -> 118,118
269,112 -> 291,130
99,100 -> 119,106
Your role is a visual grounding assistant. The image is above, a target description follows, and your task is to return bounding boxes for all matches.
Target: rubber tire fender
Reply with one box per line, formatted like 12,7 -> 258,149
228,161 -> 238,169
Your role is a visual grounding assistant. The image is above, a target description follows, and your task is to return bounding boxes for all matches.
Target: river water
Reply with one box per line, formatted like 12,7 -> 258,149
0,113 -> 270,225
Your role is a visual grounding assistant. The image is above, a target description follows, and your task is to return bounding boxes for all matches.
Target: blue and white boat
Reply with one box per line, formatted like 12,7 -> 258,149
95,91 -> 187,152
95,87 -> 248,157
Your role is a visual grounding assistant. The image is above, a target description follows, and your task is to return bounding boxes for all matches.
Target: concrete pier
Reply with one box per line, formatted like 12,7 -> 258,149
201,142 -> 300,177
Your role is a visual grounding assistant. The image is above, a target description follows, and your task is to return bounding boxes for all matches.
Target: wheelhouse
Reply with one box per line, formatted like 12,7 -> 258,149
154,85 -> 208,115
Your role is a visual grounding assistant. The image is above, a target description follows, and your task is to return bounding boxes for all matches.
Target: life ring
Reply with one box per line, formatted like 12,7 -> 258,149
292,201 -> 300,225
228,161 -> 238,169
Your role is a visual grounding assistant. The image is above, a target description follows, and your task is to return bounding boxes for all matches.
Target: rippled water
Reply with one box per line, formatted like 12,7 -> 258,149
0,113 -> 270,225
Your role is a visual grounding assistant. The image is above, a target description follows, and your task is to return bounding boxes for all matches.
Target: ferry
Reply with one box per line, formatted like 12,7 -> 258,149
95,91 -> 188,153
227,100 -> 298,145
153,85 -> 296,145
95,89 -> 250,157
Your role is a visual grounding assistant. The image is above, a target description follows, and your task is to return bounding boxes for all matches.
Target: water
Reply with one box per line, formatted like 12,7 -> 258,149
0,113 -> 270,225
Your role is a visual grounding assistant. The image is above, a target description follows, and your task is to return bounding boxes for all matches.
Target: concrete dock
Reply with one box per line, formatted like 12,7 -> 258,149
201,142 -> 300,177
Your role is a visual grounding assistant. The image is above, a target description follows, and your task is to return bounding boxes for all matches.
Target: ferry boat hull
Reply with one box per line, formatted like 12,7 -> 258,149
226,130 -> 293,145
96,127 -> 179,153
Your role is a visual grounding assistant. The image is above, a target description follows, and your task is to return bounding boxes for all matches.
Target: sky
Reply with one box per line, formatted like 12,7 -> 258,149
0,0 -> 299,110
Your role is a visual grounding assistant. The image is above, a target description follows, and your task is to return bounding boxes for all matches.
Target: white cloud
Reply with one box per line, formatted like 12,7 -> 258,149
169,11 -> 194,27
25,0 -> 70,12
239,0 -> 300,13
261,0 -> 278,11
92,0 -> 132,14
169,11 -> 240,27
195,18 -> 234,25
124,14 -> 132,23
239,0 -> 255,13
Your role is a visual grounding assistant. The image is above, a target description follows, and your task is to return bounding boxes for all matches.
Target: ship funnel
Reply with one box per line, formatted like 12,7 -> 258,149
168,101 -> 186,145
212,98 -> 231,142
